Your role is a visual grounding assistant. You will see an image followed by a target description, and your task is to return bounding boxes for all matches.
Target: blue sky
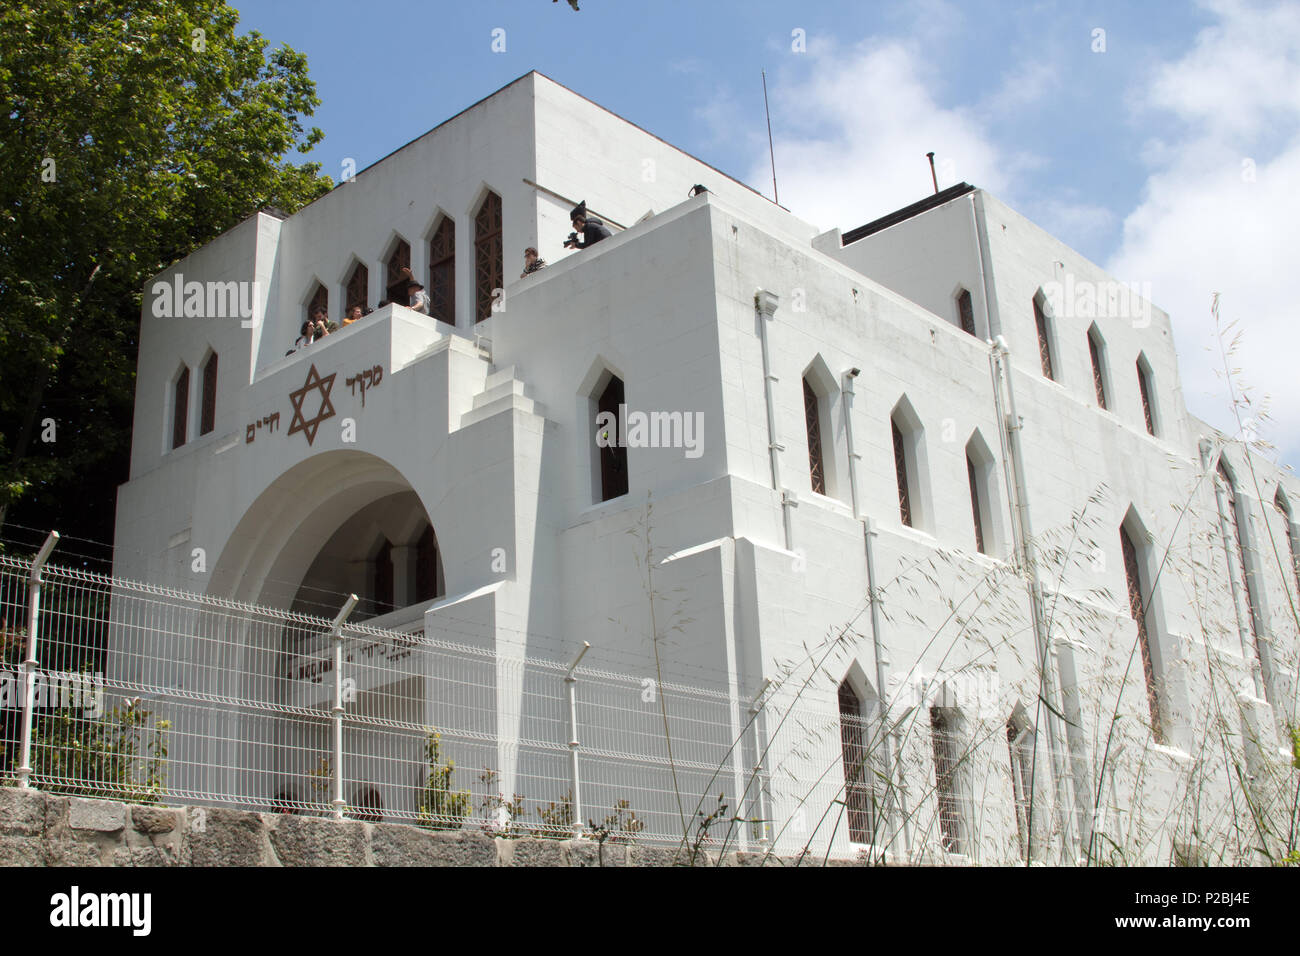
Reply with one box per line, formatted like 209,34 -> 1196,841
233,0 -> 1300,465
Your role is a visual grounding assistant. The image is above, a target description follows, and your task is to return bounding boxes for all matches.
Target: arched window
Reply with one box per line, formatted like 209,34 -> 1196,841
1033,295 -> 1056,381
595,374 -> 628,502
1120,523 -> 1163,742
1006,709 -> 1034,860
956,288 -> 976,337
1137,354 -> 1157,436
474,191 -> 503,322
891,399 -> 926,530
838,679 -> 876,844
306,282 -> 328,325
1275,488 -> 1300,599
200,352 -> 218,436
385,238 -> 412,304
346,261 -> 369,312
966,454 -> 987,554
172,365 -> 190,450
804,377 -> 826,495
1218,460 -> 1267,692
965,432 -> 999,556
1087,324 -> 1108,409
415,523 -> 444,603
930,706 -> 965,854
893,420 -> 910,526
429,217 -> 456,323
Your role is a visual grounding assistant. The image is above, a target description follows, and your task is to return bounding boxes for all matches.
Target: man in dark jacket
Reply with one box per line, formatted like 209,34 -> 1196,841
566,200 -> 613,250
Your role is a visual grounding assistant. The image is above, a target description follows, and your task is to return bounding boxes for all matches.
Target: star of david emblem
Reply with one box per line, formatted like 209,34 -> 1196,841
287,363 -> 337,446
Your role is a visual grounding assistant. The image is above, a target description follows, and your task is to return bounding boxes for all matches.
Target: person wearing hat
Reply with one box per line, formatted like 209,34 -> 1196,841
564,200 -> 612,250
399,266 -> 431,315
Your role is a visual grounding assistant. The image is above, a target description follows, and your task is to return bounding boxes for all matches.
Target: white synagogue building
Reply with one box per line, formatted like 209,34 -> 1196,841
111,72 -> 1300,863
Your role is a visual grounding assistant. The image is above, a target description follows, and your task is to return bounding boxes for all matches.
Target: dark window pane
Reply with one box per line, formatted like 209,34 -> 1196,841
804,378 -> 825,495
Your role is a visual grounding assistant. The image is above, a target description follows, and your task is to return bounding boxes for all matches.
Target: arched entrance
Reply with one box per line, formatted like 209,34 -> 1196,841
201,451 -> 448,819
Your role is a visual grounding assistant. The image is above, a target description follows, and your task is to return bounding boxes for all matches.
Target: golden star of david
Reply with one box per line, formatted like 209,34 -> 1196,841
287,363 -> 337,446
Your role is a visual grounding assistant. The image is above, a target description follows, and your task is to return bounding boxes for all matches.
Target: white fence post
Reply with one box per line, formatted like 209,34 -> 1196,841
330,594 -> 358,819
749,679 -> 771,849
17,531 -> 59,790
565,642 -> 590,837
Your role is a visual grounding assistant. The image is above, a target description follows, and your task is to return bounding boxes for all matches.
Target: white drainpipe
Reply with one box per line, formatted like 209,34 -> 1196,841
842,369 -> 910,857
756,290 -> 794,551
989,337 -> 1078,861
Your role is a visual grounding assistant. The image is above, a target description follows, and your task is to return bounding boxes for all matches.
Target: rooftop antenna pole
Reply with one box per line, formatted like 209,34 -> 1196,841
926,151 -> 939,194
762,70 -> 779,205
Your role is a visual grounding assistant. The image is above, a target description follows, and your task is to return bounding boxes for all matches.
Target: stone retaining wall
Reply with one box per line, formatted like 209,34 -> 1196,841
0,788 -> 858,866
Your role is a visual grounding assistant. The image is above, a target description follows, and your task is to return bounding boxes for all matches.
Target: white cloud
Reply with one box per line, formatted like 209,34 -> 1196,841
746,40 -> 1015,232
701,2 -> 1299,464
1107,0 -> 1300,465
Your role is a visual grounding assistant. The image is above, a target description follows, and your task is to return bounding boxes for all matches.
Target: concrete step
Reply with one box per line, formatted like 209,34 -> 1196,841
484,364 -> 520,391
471,376 -> 528,409
460,392 -> 545,428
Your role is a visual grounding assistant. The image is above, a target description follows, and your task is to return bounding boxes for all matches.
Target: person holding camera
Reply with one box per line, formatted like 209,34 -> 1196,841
564,200 -> 612,251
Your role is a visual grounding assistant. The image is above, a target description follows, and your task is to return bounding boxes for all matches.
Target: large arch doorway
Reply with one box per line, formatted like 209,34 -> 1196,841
201,451 -> 450,820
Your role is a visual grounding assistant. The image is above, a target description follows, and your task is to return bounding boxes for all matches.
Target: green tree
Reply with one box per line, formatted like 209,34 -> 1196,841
0,0 -> 332,546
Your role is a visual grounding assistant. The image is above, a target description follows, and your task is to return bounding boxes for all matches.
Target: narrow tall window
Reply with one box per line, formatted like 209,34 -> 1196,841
892,420 -> 911,527
1275,488 -> 1300,599
967,454 -> 986,554
172,366 -> 189,450
474,191 -> 503,322
956,288 -> 976,337
1088,326 -> 1108,409
200,352 -> 218,436
1218,461 -> 1265,683
838,680 -> 875,844
804,377 -> 825,495
596,375 -> 628,502
346,261 -> 369,312
1137,356 -> 1157,436
1034,298 -> 1055,381
1006,714 -> 1034,860
429,217 -> 456,323
930,707 -> 964,854
385,238 -> 412,304
306,283 -> 328,324
1120,525 -> 1162,743
415,524 -> 443,602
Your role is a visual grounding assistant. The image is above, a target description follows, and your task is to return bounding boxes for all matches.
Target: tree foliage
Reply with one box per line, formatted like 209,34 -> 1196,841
0,0 -> 332,548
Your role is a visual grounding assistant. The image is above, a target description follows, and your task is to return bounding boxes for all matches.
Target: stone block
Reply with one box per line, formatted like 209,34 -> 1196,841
183,807 -> 272,867
267,814 -> 368,867
370,824 -> 496,867
0,834 -> 44,866
131,805 -> 181,835
0,787 -> 47,837
69,797 -> 126,833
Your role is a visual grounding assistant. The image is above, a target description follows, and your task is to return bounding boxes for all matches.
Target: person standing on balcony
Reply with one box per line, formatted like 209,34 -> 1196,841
399,266 -> 431,315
